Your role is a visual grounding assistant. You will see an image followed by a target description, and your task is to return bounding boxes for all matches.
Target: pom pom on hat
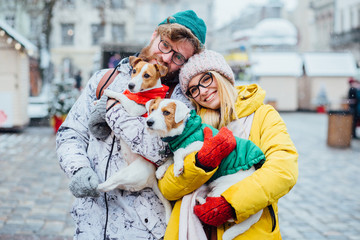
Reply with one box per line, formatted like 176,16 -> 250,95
158,10 -> 207,45
179,50 -> 235,96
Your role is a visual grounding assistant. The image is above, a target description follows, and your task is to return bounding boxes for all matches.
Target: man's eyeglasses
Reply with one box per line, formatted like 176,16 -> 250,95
158,37 -> 186,66
186,72 -> 213,98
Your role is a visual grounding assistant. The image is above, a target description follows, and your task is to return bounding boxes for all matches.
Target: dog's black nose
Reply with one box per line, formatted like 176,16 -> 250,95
146,119 -> 154,127
128,82 -> 135,90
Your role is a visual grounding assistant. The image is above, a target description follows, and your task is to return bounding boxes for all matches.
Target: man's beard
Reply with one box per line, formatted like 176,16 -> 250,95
138,44 -> 179,85
160,69 -> 179,85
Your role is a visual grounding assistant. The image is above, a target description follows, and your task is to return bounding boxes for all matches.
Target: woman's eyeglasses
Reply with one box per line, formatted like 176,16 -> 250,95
186,72 -> 213,98
158,37 -> 187,66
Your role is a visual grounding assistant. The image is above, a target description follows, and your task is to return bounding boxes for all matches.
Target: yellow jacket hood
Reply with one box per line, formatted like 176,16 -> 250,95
235,84 -> 266,118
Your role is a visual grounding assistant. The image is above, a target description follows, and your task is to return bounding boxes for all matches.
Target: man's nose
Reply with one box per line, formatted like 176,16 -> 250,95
162,52 -> 173,64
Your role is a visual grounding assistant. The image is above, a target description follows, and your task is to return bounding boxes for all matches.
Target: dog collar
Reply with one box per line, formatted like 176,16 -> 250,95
161,113 -> 190,143
161,135 -> 178,143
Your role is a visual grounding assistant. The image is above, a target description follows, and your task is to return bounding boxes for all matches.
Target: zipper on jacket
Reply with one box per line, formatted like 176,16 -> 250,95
103,136 -> 116,240
268,205 -> 276,232
255,163 -> 276,232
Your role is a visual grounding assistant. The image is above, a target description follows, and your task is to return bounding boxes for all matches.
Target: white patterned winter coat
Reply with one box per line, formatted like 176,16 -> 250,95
56,57 -> 191,240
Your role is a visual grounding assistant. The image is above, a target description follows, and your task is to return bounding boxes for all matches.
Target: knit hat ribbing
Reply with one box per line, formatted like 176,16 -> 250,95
179,50 -> 235,95
158,10 -> 206,45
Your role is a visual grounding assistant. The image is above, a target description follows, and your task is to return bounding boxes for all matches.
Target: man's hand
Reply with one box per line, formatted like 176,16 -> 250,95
194,196 -> 235,226
106,98 -> 118,109
69,167 -> 100,198
196,127 -> 237,170
88,95 -> 111,140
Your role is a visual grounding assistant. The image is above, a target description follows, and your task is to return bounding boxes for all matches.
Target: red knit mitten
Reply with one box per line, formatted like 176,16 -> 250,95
196,127 -> 237,170
194,196 -> 235,226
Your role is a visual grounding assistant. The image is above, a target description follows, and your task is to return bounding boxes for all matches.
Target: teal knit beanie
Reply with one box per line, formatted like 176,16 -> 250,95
158,10 -> 206,45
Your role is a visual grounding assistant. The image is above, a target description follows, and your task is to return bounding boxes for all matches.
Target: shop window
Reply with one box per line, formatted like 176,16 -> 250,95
91,24 -> 104,45
61,23 -> 74,45
112,24 -> 124,42
110,0 -> 124,8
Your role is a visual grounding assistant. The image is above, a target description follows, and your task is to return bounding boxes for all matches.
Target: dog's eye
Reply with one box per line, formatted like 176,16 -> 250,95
144,73 -> 150,78
163,111 -> 170,116
132,69 -> 136,74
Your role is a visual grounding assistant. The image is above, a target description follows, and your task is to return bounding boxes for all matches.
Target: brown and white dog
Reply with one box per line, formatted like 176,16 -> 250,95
145,98 -> 263,240
96,56 -> 172,223
103,56 -> 168,116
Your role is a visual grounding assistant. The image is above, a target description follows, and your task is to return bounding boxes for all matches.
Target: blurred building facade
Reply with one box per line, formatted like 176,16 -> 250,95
308,0 -> 335,51
1,0 -> 359,113
0,1 -> 44,47
211,0 -> 360,64
49,0 -> 137,81
294,0 -> 360,65
210,0 -> 287,54
47,0 -> 214,82
331,0 -> 360,65
285,0 -> 317,52
0,0 -> 214,86
210,0 -> 359,111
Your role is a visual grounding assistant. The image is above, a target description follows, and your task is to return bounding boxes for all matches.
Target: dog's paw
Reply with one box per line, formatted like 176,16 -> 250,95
103,89 -> 117,98
196,196 -> 206,205
155,165 -> 167,179
97,177 -> 120,192
173,162 -> 184,177
97,182 -> 112,192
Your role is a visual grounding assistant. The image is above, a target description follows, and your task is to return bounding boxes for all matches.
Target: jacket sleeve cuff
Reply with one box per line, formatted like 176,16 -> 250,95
106,99 -> 120,111
195,153 -> 216,172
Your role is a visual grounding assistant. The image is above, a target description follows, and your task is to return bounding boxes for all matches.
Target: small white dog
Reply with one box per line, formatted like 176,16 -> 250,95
96,56 -> 172,223
145,98 -> 264,240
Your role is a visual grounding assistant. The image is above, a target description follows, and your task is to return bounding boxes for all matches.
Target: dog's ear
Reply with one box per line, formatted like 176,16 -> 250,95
155,64 -> 168,77
174,101 -> 190,123
145,99 -> 154,113
129,56 -> 142,67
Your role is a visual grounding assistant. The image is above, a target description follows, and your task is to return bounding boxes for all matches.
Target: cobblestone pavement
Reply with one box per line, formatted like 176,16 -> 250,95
278,112 -> 360,240
0,112 -> 359,239
0,126 -> 74,240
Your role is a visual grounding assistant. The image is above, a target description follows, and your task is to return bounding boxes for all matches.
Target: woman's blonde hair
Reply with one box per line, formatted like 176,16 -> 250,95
191,71 -> 237,129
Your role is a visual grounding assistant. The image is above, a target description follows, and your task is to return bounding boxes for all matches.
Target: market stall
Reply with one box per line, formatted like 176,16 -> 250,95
0,20 -> 38,129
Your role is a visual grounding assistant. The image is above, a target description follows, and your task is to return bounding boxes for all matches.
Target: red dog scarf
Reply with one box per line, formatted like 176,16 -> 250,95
122,84 -> 169,117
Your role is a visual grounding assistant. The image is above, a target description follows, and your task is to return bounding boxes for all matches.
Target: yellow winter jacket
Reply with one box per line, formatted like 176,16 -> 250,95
158,84 -> 298,239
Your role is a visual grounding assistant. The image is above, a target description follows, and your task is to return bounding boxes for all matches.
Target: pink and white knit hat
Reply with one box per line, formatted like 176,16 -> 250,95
179,49 -> 235,95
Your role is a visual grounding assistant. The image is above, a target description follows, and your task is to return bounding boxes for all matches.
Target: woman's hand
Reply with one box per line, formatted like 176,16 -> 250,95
194,196 -> 235,226
196,127 -> 237,171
